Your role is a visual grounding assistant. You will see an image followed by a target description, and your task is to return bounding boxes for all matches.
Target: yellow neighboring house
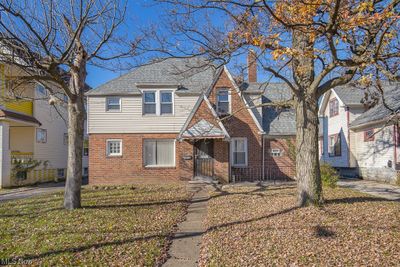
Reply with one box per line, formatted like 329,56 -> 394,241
0,64 -> 89,188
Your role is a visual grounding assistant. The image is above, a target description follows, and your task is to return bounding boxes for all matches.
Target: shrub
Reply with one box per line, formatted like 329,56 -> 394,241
320,163 -> 339,188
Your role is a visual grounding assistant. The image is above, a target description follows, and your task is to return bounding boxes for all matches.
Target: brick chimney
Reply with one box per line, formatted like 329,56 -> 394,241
247,49 -> 257,83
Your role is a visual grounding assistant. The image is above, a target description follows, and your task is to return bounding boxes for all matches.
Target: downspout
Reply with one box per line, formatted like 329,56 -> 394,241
262,135 -> 265,180
346,107 -> 351,168
394,125 -> 398,169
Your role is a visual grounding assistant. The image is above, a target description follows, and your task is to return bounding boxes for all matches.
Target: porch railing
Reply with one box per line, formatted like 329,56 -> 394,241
231,165 -> 295,183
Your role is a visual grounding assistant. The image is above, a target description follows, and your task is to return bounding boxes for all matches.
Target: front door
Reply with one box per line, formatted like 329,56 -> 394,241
195,140 -> 214,178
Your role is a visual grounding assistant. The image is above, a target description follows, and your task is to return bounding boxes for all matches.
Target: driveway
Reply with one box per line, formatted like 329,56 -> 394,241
0,182 -> 65,202
338,179 -> 400,201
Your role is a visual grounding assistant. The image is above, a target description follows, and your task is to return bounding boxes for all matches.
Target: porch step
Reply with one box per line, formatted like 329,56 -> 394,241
189,176 -> 219,184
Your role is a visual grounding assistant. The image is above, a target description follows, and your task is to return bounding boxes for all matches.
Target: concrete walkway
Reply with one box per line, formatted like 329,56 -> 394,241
0,182 -> 65,202
163,184 -> 209,267
338,179 -> 400,201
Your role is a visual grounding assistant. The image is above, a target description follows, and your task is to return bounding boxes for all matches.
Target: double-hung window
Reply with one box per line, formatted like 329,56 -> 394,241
329,98 -> 339,117
231,138 -> 247,166
328,134 -> 341,157
217,89 -> 230,115
160,91 -> 173,115
143,91 -> 157,114
144,139 -> 175,167
106,97 -> 121,111
143,90 -> 173,115
106,139 -> 122,156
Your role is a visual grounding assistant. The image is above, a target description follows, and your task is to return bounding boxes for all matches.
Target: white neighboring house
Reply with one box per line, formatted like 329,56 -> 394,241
0,64 -> 89,188
319,84 -> 400,184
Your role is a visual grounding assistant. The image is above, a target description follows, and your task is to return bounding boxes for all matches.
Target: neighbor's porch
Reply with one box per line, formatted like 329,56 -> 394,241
0,111 -> 63,188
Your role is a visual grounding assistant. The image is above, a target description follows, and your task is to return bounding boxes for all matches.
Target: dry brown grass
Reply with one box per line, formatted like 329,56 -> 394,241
200,185 -> 400,266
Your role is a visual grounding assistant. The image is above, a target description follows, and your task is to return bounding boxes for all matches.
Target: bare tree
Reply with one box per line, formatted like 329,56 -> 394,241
0,0 -> 139,209
146,0 -> 400,206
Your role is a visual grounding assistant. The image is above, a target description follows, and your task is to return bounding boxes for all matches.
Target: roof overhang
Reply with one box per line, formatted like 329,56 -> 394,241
0,109 -> 41,126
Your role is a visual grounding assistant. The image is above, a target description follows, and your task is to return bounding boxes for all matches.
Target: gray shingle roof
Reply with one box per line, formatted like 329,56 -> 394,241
350,85 -> 400,128
333,82 -> 398,106
182,119 -> 225,138
260,83 -> 296,136
86,58 -> 217,96
333,86 -> 367,105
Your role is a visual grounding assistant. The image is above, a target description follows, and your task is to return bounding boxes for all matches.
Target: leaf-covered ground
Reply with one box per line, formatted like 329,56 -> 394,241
0,184 -> 190,266
200,185 -> 400,266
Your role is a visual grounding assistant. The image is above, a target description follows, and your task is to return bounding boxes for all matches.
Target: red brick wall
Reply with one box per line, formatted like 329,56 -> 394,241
264,138 -> 296,178
89,133 -> 194,185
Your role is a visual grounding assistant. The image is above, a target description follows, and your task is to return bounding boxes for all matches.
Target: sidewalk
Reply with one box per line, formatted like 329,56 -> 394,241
163,184 -> 209,267
338,179 -> 400,201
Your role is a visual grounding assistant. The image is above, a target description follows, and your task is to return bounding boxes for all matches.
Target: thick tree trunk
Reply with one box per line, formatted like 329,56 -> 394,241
292,30 -> 322,206
295,95 -> 322,206
64,97 -> 85,209
64,47 -> 87,210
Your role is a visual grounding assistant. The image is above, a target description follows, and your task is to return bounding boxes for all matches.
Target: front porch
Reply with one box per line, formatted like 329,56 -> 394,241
0,112 -> 63,188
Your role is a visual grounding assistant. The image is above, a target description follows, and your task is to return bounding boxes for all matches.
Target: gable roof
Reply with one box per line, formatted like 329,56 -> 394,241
86,58 -> 217,96
256,83 -> 296,136
350,85 -> 400,129
181,119 -> 226,139
178,93 -> 230,140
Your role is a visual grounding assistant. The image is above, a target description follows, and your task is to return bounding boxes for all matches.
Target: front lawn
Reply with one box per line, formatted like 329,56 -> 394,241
0,184 -> 190,266
200,185 -> 400,266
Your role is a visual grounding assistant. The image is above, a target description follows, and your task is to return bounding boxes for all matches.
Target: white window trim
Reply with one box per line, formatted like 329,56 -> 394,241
142,90 -> 175,116
216,88 -> 231,115
106,97 -> 122,112
230,137 -> 248,167
106,139 -> 122,157
143,139 -> 176,167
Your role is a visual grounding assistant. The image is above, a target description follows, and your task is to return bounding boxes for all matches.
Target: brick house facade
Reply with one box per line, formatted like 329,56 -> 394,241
87,56 -> 296,185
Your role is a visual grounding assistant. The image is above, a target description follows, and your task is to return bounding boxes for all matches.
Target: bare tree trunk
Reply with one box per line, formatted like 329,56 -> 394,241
292,30 -> 322,206
64,97 -> 85,209
64,48 -> 87,209
295,95 -> 322,206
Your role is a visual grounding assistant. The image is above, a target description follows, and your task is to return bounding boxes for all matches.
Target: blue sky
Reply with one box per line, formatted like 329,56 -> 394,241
86,1 -> 161,88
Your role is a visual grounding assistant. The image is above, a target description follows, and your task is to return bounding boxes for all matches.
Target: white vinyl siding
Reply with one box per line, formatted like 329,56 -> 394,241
231,138 -> 248,166
144,139 -> 175,167
88,94 -> 198,133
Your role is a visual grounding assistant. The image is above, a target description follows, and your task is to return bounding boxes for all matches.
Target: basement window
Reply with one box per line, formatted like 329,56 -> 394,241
271,149 -> 282,157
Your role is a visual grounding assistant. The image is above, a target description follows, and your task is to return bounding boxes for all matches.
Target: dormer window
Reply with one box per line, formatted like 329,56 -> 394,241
217,89 -> 230,115
143,91 -> 156,114
160,91 -> 173,115
143,90 -> 174,116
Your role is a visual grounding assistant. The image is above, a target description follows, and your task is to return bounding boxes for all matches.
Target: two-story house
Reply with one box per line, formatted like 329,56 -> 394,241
319,83 -> 400,184
87,55 -> 296,184
0,64 -> 89,188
